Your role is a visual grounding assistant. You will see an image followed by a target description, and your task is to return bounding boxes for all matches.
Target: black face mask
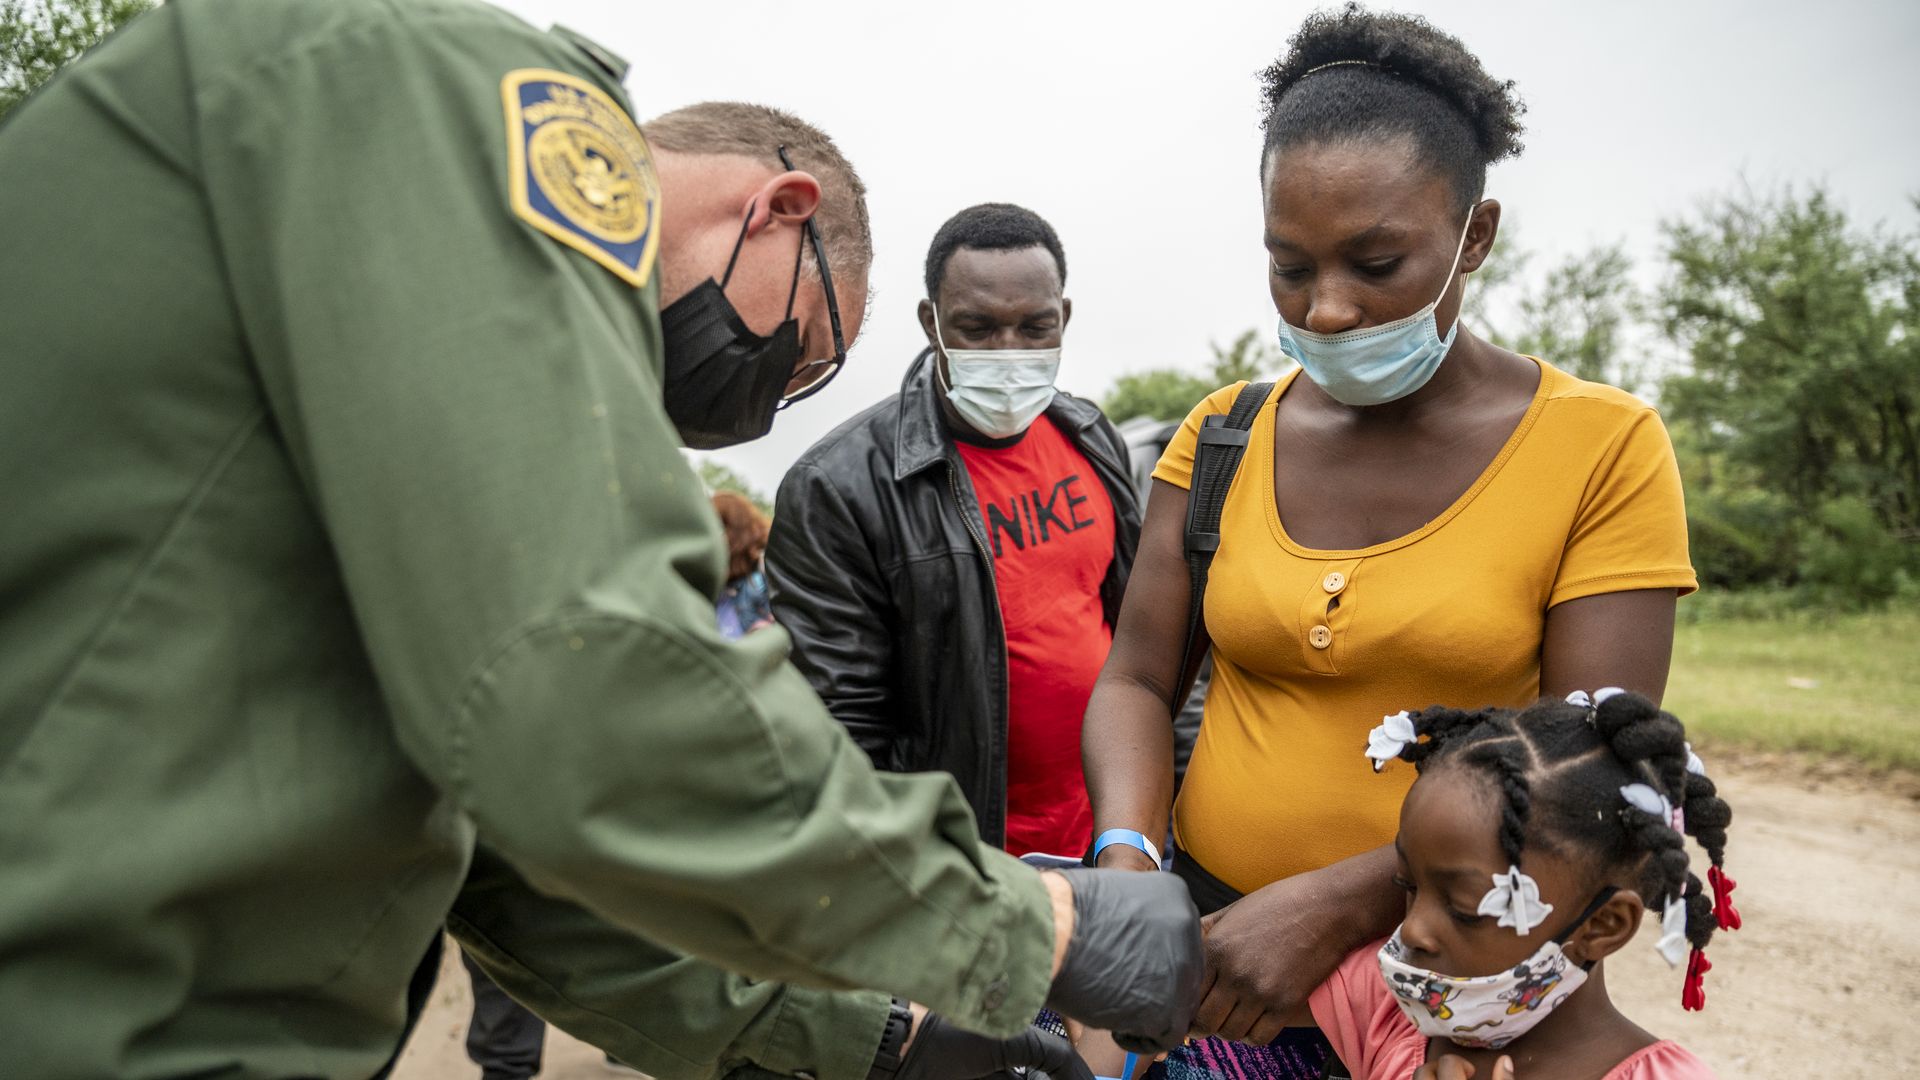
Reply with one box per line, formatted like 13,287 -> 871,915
659,205 -> 806,450
659,287 -> 801,450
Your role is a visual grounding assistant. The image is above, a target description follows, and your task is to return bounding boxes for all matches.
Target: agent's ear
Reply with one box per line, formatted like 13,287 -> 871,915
1060,296 -> 1073,331
1566,888 -> 1645,966
744,170 -> 823,237
1459,199 -> 1502,276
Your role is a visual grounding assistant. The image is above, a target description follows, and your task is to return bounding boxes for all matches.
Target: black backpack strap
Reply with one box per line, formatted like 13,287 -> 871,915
1171,381 -> 1273,711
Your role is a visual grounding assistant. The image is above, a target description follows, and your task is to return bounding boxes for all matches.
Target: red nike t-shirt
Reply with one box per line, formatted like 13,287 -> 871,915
954,414 -> 1116,858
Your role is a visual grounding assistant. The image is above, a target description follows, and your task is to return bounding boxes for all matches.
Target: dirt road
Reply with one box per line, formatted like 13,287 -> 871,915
390,758 -> 1920,1079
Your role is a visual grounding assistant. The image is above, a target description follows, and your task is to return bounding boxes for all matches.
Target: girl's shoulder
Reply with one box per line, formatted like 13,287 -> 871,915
1304,942 -> 1718,1080
1307,940 -> 1426,1080
1604,1039 -> 1717,1079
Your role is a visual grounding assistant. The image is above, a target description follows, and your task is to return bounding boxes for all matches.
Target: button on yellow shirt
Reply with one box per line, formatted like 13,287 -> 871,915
1152,362 -> 1696,894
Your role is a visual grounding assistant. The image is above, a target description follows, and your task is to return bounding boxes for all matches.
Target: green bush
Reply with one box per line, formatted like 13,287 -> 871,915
1684,492 -> 1918,611
1685,486 -> 1800,591
1103,368 -> 1217,425
1794,495 -> 1920,609
1102,330 -> 1287,424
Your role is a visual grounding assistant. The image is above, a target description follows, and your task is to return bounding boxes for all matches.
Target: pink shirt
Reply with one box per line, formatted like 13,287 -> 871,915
1308,941 -> 1718,1079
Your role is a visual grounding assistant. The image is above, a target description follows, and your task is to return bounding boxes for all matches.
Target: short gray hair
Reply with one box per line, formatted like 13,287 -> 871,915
644,102 -> 872,281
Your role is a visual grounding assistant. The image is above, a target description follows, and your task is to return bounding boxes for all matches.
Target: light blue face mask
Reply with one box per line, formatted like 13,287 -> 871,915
931,306 -> 1062,439
1276,210 -> 1476,407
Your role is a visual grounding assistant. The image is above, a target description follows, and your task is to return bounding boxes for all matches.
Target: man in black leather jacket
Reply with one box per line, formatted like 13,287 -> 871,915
767,204 -> 1139,853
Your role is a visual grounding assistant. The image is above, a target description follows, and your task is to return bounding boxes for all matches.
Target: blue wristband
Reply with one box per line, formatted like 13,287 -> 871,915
1092,828 -> 1163,870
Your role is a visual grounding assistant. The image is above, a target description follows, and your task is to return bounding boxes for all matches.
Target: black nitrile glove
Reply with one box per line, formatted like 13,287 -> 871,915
896,1011 -> 1094,1080
1043,867 -> 1203,1055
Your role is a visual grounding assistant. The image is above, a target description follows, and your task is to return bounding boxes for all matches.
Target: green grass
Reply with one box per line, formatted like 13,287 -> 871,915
1664,604 -> 1920,771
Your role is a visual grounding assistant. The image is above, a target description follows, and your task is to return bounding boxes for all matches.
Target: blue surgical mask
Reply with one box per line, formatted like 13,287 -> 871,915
1276,209 -> 1477,407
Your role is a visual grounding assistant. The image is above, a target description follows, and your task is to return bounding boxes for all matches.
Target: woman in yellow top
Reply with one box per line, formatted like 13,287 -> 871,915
1081,5 -> 1696,1065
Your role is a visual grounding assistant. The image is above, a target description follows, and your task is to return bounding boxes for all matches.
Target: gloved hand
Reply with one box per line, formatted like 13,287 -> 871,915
897,1011 -> 1093,1080
1043,867 -> 1203,1055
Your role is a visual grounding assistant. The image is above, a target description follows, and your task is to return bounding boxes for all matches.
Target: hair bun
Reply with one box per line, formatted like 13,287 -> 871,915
1260,3 -> 1525,165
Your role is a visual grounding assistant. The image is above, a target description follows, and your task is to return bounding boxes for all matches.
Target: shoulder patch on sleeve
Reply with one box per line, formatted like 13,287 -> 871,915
501,68 -> 660,288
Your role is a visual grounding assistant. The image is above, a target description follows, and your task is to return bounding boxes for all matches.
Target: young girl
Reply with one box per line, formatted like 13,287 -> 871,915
1129,690 -> 1737,1079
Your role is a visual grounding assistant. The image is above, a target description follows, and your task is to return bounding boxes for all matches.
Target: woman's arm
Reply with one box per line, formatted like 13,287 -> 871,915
1190,845 -> 1403,1043
1083,478 -> 1196,870
1539,588 -> 1679,705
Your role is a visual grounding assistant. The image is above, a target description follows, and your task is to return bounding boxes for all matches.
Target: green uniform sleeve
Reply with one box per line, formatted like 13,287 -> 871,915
450,844 -> 888,1080
187,1 -> 1051,1035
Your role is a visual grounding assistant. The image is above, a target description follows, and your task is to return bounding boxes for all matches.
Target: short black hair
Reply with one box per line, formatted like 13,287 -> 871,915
1259,4 -> 1525,212
1383,692 -> 1736,1006
923,203 -> 1067,301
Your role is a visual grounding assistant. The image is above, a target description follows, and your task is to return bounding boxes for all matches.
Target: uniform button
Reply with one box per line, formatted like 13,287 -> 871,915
982,976 -> 1010,1011
1322,571 -> 1346,593
1309,624 -> 1333,649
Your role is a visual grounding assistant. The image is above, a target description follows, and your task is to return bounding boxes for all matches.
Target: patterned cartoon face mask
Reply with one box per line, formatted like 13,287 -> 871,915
1375,887 -> 1615,1050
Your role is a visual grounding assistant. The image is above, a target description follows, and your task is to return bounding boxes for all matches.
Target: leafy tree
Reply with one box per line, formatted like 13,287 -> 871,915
696,459 -> 772,518
1103,368 -> 1216,427
0,0 -> 151,119
1504,244 -> 1642,389
1207,327 -> 1279,385
1103,329 -> 1289,424
1460,223 -> 1530,341
1660,186 -> 1920,601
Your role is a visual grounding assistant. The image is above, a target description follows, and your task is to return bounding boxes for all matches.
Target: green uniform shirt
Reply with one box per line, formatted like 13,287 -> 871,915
0,1 -> 1053,1076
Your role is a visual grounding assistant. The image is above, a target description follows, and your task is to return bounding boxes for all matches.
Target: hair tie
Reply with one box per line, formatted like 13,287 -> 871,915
1619,781 -> 1670,821
1364,710 -> 1416,773
1566,687 -> 1625,726
1682,948 -> 1713,1011
1619,782 -> 1685,833
1654,896 -> 1689,968
1708,866 -> 1743,931
1477,865 -> 1554,936
1685,741 -> 1708,778
1301,58 -> 1381,77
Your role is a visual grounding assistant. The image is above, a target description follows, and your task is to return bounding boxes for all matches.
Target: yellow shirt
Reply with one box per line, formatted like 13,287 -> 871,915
1153,361 -> 1696,893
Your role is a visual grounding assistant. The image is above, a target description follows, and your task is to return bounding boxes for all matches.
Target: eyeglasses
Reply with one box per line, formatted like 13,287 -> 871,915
776,145 -> 846,408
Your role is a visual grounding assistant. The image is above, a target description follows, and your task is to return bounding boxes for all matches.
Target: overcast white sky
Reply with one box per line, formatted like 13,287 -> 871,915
496,0 -> 1920,495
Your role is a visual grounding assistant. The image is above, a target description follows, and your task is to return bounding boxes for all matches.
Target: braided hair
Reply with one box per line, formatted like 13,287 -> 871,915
1385,692 -> 1737,1007
1258,4 -> 1526,213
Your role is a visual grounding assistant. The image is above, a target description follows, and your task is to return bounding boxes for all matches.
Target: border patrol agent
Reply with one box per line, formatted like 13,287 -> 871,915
0,0 -> 1202,1076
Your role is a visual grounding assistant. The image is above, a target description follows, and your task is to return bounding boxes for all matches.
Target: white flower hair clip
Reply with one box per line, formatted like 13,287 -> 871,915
1566,687 -> 1626,720
1621,782 -> 1684,833
1365,711 -> 1417,773
1685,741 -> 1708,778
1654,895 -> 1690,968
1477,864 -> 1556,936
